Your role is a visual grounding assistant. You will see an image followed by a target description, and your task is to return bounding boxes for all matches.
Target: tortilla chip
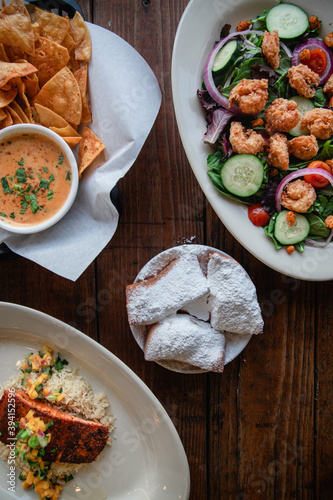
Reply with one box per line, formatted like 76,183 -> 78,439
74,62 -> 92,123
6,105 -> 22,123
0,85 -> 16,107
34,66 -> 82,125
34,102 -> 69,128
66,52 -> 80,73
62,136 -> 82,148
0,43 -> 9,62
28,37 -> 70,87
70,12 -> 91,61
78,126 -> 105,177
33,7 -> 71,45
61,32 -> 75,53
22,73 -> 39,98
0,61 -> 37,88
16,79 -> 33,122
0,108 -> 12,128
49,124 -> 80,137
0,0 -> 35,55
10,99 -> 29,123
0,107 -> 6,120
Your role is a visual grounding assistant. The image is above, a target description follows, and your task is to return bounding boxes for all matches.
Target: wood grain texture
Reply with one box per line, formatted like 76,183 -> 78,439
0,0 -> 332,499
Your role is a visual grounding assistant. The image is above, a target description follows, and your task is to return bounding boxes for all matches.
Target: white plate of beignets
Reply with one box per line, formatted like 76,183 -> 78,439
126,245 -> 263,374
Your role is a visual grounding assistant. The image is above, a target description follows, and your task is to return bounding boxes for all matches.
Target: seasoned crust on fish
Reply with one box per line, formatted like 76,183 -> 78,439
0,390 -> 108,464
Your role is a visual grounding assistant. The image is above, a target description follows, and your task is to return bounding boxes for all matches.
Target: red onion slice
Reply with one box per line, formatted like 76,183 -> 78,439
275,168 -> 333,212
203,30 -> 264,112
279,41 -> 293,58
305,229 -> 333,247
291,38 -> 333,83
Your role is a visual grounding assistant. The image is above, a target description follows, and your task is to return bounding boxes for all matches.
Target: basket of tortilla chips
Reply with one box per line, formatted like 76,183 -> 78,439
0,0 -> 105,177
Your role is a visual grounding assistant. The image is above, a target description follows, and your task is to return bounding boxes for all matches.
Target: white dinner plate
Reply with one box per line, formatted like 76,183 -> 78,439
172,0 -> 333,281
0,302 -> 190,500
129,245 -> 253,373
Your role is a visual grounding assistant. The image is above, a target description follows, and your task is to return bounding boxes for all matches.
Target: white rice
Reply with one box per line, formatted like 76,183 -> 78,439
0,360 -> 115,479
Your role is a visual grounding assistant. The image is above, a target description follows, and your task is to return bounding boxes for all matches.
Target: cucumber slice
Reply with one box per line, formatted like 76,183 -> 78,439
274,211 -> 310,245
288,96 -> 315,137
212,40 -> 240,74
266,3 -> 309,39
221,154 -> 264,197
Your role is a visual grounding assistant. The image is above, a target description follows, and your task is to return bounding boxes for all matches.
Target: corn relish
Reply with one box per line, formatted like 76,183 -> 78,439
21,346 -> 67,403
15,409 -> 73,500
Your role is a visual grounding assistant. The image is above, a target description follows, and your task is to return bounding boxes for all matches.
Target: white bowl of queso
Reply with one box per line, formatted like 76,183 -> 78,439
0,124 -> 78,234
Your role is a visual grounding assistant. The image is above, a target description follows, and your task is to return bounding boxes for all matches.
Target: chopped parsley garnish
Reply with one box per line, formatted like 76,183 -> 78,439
47,190 -> 53,200
65,171 -> 71,181
20,199 -> 28,214
39,173 -> 55,190
39,178 -> 50,190
16,168 -> 27,184
30,199 -> 39,213
42,167 -> 48,172
0,212 -> 7,217
58,153 -> 64,165
1,176 -> 13,194
41,366 -> 52,375
10,212 -> 15,219
18,158 -> 24,166
53,354 -> 68,372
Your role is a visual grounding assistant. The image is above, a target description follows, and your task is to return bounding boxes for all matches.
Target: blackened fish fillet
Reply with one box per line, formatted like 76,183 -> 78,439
0,390 -> 108,463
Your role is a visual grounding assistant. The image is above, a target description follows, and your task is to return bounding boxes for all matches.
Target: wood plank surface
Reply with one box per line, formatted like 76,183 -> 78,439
0,1 -> 332,499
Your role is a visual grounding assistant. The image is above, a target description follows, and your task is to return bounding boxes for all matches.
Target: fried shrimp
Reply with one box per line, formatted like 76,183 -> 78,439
262,30 -> 281,70
287,64 -> 320,98
280,179 -> 316,213
325,215 -> 333,229
229,121 -> 265,155
267,133 -> 289,170
288,135 -> 319,160
323,74 -> 333,97
324,32 -> 333,48
265,98 -> 301,133
300,108 -> 333,140
229,78 -> 268,115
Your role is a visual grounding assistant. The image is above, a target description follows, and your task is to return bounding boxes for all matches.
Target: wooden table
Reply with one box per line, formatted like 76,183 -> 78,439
1,1 -> 333,498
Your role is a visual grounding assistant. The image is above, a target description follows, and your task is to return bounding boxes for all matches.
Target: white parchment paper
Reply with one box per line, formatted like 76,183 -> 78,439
0,23 -> 162,281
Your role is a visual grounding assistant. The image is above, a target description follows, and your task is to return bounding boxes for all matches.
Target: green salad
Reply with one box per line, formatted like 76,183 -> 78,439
198,1 -> 333,254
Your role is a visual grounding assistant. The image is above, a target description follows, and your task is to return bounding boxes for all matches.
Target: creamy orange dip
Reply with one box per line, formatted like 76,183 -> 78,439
0,133 -> 72,227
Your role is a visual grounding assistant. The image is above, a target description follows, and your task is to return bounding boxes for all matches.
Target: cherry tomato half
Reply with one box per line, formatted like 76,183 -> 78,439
303,161 -> 332,188
300,48 -> 327,76
248,203 -> 271,227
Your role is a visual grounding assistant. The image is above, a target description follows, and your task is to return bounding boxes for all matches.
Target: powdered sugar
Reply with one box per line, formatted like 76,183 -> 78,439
128,245 -> 261,373
144,315 -> 225,373
181,293 -> 210,321
126,252 -> 208,325
208,252 -> 264,335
